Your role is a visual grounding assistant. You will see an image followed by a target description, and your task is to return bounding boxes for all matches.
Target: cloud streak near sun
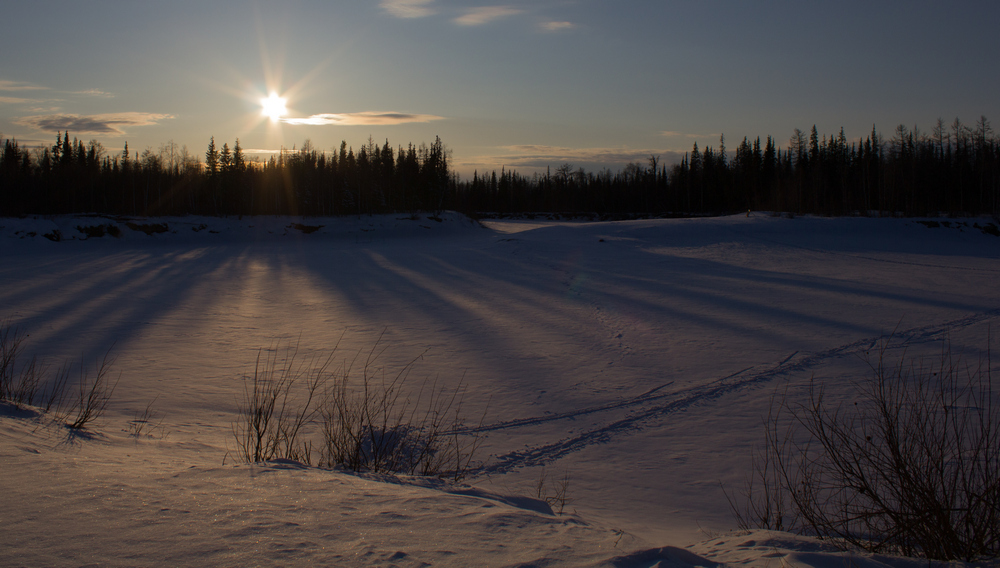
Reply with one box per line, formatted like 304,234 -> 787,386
380,1 -> 561,29
540,21 -> 574,32
661,131 -> 718,138
453,6 -> 522,26
379,0 -> 435,19
282,111 -> 443,126
0,80 -> 47,92
15,112 -> 174,135
457,144 -> 684,171
499,144 -> 671,162
0,80 -> 114,107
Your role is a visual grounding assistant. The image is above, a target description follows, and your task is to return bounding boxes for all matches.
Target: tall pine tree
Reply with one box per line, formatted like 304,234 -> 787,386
205,136 -> 219,176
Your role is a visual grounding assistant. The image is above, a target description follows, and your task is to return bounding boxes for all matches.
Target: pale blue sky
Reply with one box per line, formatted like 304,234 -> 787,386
2,1 -> 998,177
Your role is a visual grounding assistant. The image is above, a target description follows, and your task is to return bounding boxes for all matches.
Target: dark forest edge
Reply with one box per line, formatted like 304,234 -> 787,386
1,116 -> 998,218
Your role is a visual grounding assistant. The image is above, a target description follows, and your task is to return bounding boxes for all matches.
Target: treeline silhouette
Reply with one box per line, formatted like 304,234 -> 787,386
457,118 -> 999,217
0,134 -> 450,216
1,117 -> 998,218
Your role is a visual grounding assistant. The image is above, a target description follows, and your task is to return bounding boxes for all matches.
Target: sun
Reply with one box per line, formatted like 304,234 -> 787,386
260,92 -> 288,122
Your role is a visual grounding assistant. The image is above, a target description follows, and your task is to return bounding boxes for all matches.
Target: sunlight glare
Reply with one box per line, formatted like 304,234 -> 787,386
260,92 -> 288,122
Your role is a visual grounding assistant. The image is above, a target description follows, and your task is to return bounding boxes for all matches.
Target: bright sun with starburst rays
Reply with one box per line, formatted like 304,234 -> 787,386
260,92 -> 288,122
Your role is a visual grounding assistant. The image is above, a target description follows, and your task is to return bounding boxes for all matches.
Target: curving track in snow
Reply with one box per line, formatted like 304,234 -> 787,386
475,308 -> 1000,475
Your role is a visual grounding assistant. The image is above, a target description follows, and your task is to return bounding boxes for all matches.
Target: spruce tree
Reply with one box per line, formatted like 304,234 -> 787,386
790,129 -> 807,166
809,125 -> 820,164
61,131 -> 74,169
232,139 -> 245,172
220,143 -> 232,173
205,137 -> 219,176
690,142 -> 702,173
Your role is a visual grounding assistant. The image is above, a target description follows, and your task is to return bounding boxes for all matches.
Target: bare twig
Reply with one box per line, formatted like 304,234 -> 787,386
730,333 -> 1000,562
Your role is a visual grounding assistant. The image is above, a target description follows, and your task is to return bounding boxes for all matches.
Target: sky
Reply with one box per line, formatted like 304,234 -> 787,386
1,0 -> 998,178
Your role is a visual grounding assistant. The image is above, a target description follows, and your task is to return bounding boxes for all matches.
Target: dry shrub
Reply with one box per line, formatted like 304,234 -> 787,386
729,335 -> 1000,562
1,322 -> 39,406
230,341 -> 329,464
535,467 -> 572,515
723,388 -> 796,534
61,350 -> 119,429
231,332 -> 484,481
126,398 -> 165,438
1,319 -> 119,429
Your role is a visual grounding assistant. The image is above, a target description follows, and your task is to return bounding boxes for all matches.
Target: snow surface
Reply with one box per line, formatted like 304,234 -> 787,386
2,212 -> 999,567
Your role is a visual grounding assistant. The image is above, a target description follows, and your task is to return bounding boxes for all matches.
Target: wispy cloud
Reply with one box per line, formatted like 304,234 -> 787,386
539,20 -> 575,32
498,145 -> 671,162
282,111 -> 444,126
0,137 -> 50,148
71,88 -> 114,98
0,80 -> 47,92
453,6 -> 522,26
1,81 -> 113,113
15,112 -> 174,135
1,81 -> 110,98
381,2 -> 572,32
380,0 -> 436,18
501,144 -> 571,154
456,144 -> 685,174
661,131 -> 720,138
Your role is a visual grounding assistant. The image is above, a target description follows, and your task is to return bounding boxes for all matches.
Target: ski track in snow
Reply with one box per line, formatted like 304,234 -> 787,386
476,307 -> 1000,475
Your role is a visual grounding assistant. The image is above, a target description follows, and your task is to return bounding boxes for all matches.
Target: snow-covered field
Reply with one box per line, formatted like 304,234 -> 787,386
2,212 -> 998,567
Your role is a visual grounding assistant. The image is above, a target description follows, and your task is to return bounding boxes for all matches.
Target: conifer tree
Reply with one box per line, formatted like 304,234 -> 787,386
232,139 -> 245,172
220,142 -> 233,173
53,132 -> 62,163
61,131 -> 75,169
809,125 -> 820,164
690,142 -> 702,173
790,129 -> 807,166
205,136 -> 219,176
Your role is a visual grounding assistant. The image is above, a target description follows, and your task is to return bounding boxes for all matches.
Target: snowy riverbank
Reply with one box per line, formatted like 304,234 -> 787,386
2,212 -> 999,566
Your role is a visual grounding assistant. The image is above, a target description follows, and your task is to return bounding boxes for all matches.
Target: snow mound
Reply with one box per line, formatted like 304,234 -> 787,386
0,410 -> 626,567
0,211 -> 484,244
687,531 -> 997,568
